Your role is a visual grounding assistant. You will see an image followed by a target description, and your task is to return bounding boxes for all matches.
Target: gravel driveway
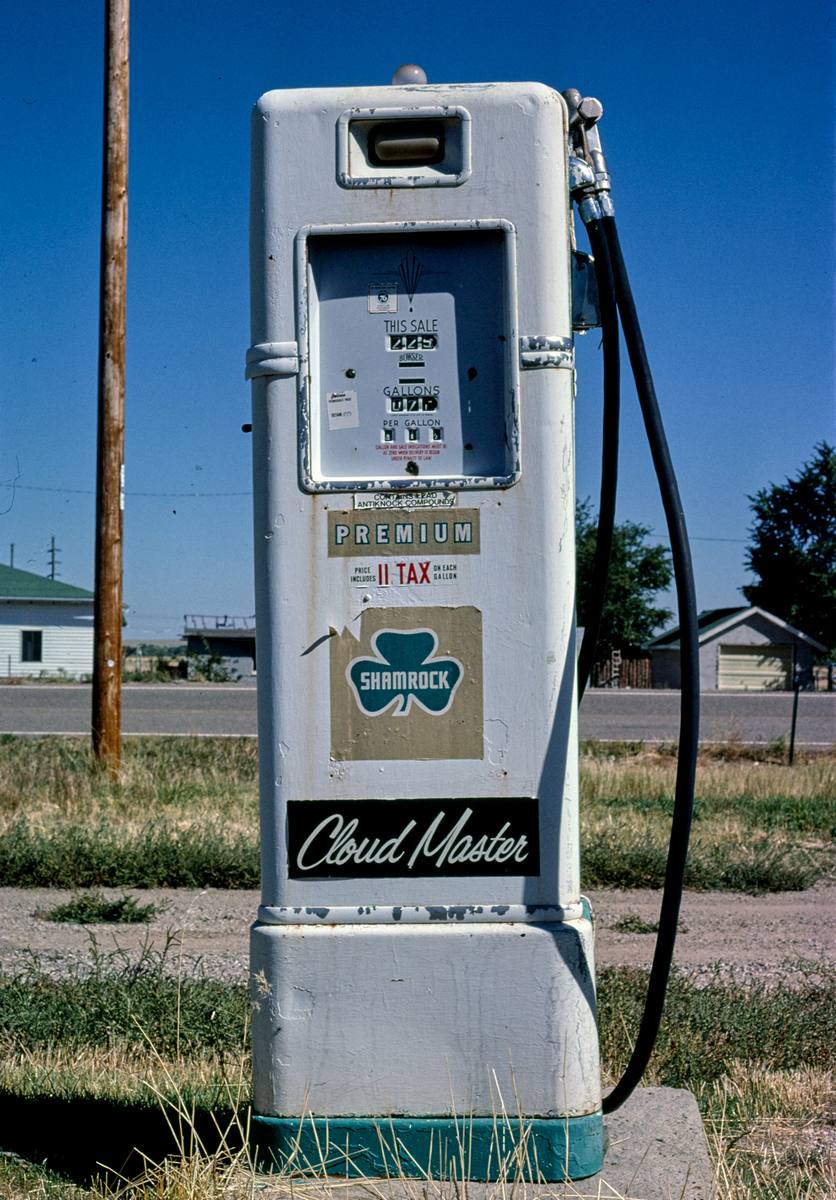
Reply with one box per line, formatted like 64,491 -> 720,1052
1,885 -> 832,987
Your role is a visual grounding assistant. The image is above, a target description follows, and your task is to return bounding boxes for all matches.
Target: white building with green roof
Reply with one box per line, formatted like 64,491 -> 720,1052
0,564 -> 94,679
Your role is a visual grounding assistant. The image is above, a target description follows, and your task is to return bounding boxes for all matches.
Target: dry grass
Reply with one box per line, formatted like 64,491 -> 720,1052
0,737 -> 258,834
580,752 -> 834,890
2,737 -> 831,834
581,752 -> 835,816
1,1041 -> 832,1199
0,738 -> 832,1195
0,738 -> 260,887
0,1044 -> 249,1105
707,1064 -> 835,1199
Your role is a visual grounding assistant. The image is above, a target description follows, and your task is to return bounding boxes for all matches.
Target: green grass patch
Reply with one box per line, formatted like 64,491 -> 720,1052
598,962 -> 834,1091
0,943 -> 246,1060
34,891 -> 163,925
581,823 -> 830,892
0,818 -> 258,888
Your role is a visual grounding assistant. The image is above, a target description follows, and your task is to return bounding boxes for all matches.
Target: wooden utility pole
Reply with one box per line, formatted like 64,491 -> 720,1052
92,0 -> 129,771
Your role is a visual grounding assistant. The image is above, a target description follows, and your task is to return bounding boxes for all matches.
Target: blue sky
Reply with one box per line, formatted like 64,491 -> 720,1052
1,0 -> 833,638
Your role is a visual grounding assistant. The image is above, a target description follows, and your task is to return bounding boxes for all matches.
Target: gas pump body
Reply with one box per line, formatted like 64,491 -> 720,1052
248,81 -> 603,1180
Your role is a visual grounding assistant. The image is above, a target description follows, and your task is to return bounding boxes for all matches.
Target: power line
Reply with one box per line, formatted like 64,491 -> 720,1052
1,481 -> 750,540
648,531 -> 747,544
1,483 -> 252,498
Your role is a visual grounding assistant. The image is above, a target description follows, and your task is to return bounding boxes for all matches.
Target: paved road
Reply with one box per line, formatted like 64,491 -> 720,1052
579,689 -> 835,747
0,683 -> 833,746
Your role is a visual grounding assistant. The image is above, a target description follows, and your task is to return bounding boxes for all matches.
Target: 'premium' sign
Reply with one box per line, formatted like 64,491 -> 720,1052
328,510 -> 480,557
287,798 -> 540,879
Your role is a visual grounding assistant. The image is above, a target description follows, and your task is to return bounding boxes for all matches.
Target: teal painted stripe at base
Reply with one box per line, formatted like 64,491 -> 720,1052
252,1111 -> 604,1182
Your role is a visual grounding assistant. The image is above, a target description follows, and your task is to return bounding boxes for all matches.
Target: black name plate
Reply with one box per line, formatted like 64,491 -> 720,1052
287,798 -> 540,879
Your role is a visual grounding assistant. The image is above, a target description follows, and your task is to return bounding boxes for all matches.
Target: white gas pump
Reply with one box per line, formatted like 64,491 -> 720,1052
247,69 -> 699,1184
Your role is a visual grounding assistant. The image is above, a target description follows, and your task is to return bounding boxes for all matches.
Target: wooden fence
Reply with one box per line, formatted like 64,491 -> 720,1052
590,649 -> 653,689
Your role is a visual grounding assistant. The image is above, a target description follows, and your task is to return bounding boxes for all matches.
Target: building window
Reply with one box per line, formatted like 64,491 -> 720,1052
21,630 -> 43,663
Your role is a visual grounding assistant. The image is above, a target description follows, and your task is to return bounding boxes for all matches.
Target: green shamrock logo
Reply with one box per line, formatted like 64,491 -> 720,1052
347,629 -> 463,717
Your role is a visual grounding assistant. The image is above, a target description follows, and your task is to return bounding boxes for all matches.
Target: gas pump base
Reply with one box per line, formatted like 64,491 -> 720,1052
251,1111 -> 604,1182
250,917 -> 604,1182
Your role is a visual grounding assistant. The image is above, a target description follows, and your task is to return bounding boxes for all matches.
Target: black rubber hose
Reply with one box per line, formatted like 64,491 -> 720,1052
577,219 -> 620,701
599,214 -> 700,1114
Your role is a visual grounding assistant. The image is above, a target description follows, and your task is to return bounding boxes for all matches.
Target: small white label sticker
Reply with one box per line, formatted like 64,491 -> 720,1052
368,282 -> 398,314
354,490 -> 457,511
327,390 -> 359,430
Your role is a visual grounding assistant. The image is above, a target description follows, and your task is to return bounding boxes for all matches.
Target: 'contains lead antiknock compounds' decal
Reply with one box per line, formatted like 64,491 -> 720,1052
347,629 -> 463,717
287,798 -> 540,879
330,607 -> 483,761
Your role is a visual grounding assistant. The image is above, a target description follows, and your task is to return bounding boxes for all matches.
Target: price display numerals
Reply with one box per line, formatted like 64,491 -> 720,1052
389,396 -> 439,413
387,334 -> 438,352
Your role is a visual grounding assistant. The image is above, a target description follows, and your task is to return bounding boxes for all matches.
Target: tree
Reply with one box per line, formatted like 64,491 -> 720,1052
742,442 -> 836,655
576,499 -> 673,657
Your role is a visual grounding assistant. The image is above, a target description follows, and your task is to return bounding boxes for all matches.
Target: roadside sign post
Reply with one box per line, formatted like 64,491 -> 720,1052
247,75 -> 603,1181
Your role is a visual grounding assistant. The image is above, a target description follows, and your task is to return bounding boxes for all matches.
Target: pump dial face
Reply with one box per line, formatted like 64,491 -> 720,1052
306,228 -> 513,486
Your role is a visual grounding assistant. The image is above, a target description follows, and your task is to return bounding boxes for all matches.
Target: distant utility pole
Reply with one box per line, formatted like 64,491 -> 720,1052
92,0 -> 129,772
48,535 -> 60,580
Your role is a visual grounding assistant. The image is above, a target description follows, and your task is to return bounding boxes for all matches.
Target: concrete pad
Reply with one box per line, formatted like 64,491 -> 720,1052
256,1087 -> 716,1199
592,1087 -> 715,1199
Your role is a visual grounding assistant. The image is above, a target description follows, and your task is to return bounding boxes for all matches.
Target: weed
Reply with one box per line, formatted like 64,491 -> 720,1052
611,913 -> 678,934
35,892 -> 164,925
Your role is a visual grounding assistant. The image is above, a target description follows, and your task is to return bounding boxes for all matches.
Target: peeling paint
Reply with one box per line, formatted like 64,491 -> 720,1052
256,904 -> 584,926
276,985 -> 315,1021
519,335 -> 574,371
485,717 -> 509,766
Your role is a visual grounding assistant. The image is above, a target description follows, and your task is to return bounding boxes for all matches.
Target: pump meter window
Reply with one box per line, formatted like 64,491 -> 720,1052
298,224 -> 519,490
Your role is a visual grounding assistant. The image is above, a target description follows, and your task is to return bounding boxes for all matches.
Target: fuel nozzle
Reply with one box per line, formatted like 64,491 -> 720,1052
563,88 -> 614,222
